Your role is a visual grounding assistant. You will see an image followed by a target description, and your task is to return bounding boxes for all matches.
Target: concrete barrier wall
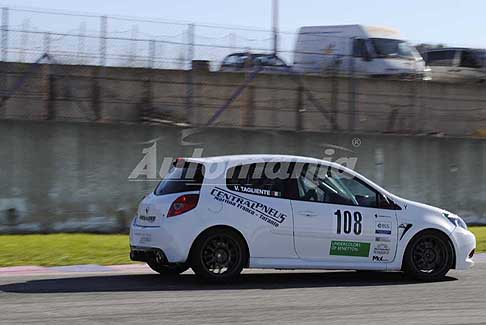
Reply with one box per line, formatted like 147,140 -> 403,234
1,62 -> 486,136
0,119 -> 486,233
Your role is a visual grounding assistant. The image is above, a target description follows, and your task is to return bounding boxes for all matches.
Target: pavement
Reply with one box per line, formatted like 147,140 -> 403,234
0,257 -> 485,324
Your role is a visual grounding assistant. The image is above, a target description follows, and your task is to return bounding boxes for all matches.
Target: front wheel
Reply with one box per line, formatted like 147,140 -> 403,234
403,230 -> 454,281
190,228 -> 247,282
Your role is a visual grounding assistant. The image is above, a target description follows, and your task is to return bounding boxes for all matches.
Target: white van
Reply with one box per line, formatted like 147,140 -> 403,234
293,25 -> 426,78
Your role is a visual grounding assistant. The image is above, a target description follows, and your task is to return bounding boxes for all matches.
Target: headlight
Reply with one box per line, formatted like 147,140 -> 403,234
444,213 -> 467,230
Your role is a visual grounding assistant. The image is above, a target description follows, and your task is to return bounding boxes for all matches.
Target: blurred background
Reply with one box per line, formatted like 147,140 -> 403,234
1,0 -> 486,236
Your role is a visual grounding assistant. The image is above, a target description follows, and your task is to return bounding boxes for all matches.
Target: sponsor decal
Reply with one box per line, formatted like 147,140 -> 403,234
329,240 -> 370,257
230,185 -> 281,197
375,236 -> 391,242
210,187 -> 286,227
375,221 -> 392,235
376,229 -> 392,235
139,215 -> 156,223
372,255 -> 385,261
373,243 -> 391,255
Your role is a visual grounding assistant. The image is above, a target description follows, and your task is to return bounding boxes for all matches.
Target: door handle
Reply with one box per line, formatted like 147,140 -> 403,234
299,211 -> 318,217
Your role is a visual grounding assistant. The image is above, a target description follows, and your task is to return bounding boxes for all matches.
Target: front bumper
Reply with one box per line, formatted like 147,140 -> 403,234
451,227 -> 476,270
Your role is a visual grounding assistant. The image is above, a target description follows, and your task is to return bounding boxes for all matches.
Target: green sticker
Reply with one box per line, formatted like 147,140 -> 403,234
330,240 -> 370,257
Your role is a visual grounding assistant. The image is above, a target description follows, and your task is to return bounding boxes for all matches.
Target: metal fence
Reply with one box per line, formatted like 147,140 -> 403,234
0,7 -> 298,70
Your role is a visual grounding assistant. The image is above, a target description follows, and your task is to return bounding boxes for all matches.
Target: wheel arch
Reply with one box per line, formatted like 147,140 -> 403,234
401,228 -> 456,270
188,225 -> 251,268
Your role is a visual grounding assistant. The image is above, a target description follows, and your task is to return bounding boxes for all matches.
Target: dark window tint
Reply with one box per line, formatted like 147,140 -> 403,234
254,55 -> 287,67
155,162 -> 204,195
425,50 -> 456,66
226,162 -> 293,199
459,50 -> 481,68
353,39 -> 367,58
222,54 -> 249,68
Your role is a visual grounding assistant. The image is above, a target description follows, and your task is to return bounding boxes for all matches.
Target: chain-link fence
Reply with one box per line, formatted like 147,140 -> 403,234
0,7 -> 299,70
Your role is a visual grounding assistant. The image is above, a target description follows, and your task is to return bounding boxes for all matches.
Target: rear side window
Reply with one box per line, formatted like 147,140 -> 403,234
226,162 -> 293,199
155,162 -> 204,195
459,50 -> 481,68
425,50 -> 456,66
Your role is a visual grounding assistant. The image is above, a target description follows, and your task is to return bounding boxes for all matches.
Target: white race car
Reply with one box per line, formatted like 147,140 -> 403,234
130,155 -> 476,282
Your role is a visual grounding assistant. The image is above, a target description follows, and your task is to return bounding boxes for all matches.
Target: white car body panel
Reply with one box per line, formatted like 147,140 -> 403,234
130,154 -> 476,272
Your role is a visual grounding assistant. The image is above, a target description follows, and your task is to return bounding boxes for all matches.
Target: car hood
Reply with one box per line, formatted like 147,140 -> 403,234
393,197 -> 456,221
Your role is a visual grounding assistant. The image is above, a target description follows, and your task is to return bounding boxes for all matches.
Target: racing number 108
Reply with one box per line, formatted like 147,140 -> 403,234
335,210 -> 362,235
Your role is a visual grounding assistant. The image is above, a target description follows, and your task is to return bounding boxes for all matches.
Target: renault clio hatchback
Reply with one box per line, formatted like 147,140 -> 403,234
130,155 -> 476,282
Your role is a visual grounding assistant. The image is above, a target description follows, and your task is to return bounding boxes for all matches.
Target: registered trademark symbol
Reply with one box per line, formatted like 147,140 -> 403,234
352,137 -> 361,147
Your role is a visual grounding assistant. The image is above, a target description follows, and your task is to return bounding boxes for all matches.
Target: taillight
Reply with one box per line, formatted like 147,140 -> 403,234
167,194 -> 199,217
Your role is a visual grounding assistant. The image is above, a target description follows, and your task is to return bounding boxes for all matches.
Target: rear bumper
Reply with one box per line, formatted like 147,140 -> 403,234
129,224 -> 189,263
130,246 -> 168,264
451,227 -> 476,270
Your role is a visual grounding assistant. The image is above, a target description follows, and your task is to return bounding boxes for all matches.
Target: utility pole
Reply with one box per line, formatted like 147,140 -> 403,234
272,0 -> 279,55
1,7 -> 9,61
99,15 -> 107,66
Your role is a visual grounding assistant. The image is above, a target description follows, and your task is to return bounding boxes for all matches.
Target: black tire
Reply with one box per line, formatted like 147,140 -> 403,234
403,230 -> 454,281
190,228 -> 247,282
147,261 -> 188,276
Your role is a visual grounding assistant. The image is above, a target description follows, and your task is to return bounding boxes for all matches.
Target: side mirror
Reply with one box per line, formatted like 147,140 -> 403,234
378,195 -> 402,210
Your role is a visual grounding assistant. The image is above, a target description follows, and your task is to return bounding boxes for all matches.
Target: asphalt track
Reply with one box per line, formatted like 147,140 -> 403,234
1,260 -> 486,324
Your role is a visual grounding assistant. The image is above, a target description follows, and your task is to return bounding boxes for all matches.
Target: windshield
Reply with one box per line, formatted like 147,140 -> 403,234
253,55 -> 287,67
370,38 -> 416,58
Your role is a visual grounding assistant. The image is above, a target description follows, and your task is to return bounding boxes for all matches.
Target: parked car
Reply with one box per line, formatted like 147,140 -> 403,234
293,24 -> 427,78
130,154 -> 476,282
423,48 -> 486,82
219,52 -> 290,73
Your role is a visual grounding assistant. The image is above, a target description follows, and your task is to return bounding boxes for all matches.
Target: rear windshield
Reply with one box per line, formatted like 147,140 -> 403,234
154,162 -> 204,195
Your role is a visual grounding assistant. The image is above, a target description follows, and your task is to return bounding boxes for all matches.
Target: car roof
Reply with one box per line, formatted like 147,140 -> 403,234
425,47 -> 478,52
182,154 -> 394,198
185,154 -> 341,169
224,52 -> 280,58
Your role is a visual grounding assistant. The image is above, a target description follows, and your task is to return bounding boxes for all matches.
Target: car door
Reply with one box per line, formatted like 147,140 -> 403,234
291,163 -> 399,264
457,49 -> 484,81
425,50 -> 457,81
224,161 -> 296,259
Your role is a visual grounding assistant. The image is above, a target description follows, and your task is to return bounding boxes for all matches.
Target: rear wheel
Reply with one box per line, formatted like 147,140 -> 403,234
403,230 -> 454,281
191,228 -> 247,282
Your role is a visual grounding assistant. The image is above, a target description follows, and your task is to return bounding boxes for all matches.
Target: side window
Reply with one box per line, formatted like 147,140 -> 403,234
424,50 -> 456,66
295,163 -> 395,209
459,50 -> 481,68
295,163 -> 355,205
338,177 -> 378,208
226,162 -> 293,199
222,55 -> 237,66
353,39 -> 369,58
